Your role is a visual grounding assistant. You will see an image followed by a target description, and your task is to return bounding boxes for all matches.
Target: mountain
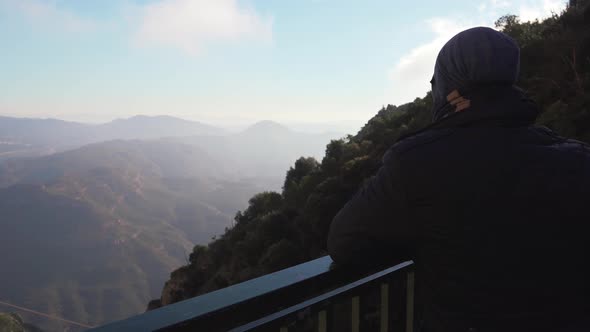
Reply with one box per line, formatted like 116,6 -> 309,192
232,121 -> 339,178
0,117 -> 342,188
0,115 -> 225,161
0,117 -> 91,160
0,116 -> 345,330
169,120 -> 344,188
0,139 -> 267,331
238,120 -> 292,136
0,117 -> 90,145
0,139 -> 229,187
98,115 -> 223,140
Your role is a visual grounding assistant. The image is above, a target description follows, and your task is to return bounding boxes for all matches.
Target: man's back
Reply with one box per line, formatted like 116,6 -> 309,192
329,84 -> 590,330
397,113 -> 590,331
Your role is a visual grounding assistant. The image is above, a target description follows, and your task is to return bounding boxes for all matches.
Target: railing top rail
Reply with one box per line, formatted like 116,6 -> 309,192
231,260 -> 414,332
89,257 -> 413,332
89,256 -> 334,332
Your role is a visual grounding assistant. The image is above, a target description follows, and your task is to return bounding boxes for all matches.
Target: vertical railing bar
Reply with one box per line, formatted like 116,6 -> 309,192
380,283 -> 389,332
351,296 -> 360,332
318,310 -> 327,332
405,270 -> 415,332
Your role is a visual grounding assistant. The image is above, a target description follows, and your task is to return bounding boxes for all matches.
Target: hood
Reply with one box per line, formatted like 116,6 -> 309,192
431,27 -> 521,122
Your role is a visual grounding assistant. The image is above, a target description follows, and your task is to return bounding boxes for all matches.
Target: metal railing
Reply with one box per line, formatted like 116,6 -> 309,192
89,257 -> 415,332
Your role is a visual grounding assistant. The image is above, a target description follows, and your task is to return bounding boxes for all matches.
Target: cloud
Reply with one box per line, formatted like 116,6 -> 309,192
0,0 -> 98,32
386,0 -> 567,106
133,0 -> 273,55
518,0 -> 566,22
490,0 -> 512,9
387,18 -> 471,106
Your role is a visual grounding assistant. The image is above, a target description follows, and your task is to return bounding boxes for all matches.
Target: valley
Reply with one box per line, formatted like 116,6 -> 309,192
0,116 -> 343,331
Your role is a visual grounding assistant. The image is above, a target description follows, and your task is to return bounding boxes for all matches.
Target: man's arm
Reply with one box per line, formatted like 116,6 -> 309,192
327,149 -> 414,266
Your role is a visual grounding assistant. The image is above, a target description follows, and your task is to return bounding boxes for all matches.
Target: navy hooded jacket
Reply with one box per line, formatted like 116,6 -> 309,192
328,27 -> 590,331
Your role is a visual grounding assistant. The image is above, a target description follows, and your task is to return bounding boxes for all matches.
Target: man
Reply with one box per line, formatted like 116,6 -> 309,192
328,27 -> 590,331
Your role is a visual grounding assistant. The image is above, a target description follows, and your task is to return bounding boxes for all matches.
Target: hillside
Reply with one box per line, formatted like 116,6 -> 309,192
0,140 -> 268,331
151,6 -> 590,309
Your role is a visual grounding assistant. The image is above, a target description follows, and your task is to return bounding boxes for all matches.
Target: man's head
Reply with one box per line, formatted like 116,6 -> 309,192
431,27 -> 521,121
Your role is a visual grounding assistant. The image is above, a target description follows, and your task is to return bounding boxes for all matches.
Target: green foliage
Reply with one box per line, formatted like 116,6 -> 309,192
494,14 -> 549,48
155,6 -> 590,307
0,313 -> 24,332
0,313 -> 43,332
239,192 -> 284,222
495,9 -> 590,143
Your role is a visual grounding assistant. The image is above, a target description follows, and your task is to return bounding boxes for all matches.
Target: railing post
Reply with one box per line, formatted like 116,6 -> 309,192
380,283 -> 389,332
318,310 -> 327,332
351,296 -> 360,332
406,270 -> 415,332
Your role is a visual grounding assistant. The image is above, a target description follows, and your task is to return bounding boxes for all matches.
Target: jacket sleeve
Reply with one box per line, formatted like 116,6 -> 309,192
327,148 -> 414,266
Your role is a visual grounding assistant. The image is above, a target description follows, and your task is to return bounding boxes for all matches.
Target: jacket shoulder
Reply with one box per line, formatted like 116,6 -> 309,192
387,128 -> 456,158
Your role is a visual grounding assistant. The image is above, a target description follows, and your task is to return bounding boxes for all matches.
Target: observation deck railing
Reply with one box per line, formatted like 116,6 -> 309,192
89,256 -> 415,332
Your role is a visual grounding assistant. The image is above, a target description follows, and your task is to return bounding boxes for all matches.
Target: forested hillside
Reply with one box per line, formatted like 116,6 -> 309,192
152,6 -> 590,308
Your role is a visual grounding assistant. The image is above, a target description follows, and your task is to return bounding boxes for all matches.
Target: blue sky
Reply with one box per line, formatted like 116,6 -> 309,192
0,0 -> 567,129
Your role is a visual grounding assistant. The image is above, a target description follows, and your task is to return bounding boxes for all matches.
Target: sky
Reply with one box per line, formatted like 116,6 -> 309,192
0,0 -> 567,129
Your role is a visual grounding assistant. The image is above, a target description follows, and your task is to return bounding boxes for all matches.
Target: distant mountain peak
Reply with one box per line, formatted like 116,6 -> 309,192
111,115 -> 196,124
242,120 -> 291,135
102,115 -> 224,137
